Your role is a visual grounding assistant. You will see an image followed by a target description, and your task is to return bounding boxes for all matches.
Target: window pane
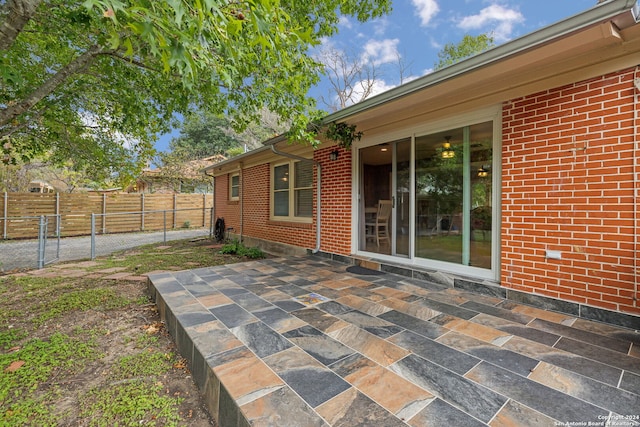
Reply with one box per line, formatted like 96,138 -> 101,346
415,129 -> 464,265
274,164 -> 289,190
230,175 -> 239,198
274,191 -> 289,216
469,122 -> 493,269
295,161 -> 313,188
414,121 -> 493,269
295,189 -> 313,217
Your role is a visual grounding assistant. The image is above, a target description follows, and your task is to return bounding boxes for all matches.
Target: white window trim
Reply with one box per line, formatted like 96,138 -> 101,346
270,160 -> 313,223
229,173 -> 240,201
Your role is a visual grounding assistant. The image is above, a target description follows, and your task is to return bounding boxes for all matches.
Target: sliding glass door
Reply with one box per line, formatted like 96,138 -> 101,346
415,121 -> 493,269
395,140 -> 410,256
358,120 -> 494,272
359,139 -> 410,257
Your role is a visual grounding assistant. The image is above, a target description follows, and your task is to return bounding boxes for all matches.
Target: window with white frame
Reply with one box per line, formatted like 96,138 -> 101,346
229,173 -> 239,200
272,160 -> 313,221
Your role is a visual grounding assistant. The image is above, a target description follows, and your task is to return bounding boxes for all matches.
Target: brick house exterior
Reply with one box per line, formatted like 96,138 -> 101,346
502,69 -> 638,315
206,0 -> 640,327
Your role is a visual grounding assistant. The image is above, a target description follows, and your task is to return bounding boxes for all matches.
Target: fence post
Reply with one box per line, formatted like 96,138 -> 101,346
55,192 -> 60,236
37,215 -> 46,269
141,193 -> 145,231
3,192 -> 6,239
202,194 -> 206,227
173,194 -> 177,229
101,193 -> 106,234
55,215 -> 61,260
163,210 -> 167,244
91,213 -> 96,260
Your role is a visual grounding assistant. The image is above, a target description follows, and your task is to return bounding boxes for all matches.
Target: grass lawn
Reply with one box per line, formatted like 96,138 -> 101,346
0,237 -> 263,427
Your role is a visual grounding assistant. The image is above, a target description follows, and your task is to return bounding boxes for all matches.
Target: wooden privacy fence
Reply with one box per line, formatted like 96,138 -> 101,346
1,192 -> 214,239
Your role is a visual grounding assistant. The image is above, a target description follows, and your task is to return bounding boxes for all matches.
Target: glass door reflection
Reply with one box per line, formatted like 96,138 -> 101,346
360,139 -> 410,257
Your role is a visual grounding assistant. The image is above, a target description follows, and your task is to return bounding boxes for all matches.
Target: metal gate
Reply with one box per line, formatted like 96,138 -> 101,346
0,215 -> 60,271
37,215 -> 61,268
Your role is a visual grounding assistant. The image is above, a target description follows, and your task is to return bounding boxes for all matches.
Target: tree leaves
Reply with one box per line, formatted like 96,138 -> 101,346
434,33 -> 495,70
1,0 -> 392,182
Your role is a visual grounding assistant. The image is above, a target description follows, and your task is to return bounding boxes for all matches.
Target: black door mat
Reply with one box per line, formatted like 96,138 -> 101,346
346,265 -> 385,276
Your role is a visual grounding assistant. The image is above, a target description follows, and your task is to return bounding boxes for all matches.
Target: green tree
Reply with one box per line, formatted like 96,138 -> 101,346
167,113 -> 240,161
0,0 -> 392,184
434,34 -> 495,70
226,108 -> 288,151
0,158 -> 34,192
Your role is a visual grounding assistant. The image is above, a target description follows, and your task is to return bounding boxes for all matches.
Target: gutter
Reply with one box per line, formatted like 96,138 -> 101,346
270,144 -> 322,254
323,0 -> 640,124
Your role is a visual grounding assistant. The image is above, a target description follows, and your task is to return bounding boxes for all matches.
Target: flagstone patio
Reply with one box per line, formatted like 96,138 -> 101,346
147,256 -> 640,427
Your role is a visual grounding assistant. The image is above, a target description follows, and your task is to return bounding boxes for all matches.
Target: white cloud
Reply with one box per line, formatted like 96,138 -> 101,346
343,79 -> 398,107
371,17 -> 390,36
364,79 -> 397,97
411,0 -> 440,26
313,37 -> 338,63
338,16 -> 352,29
318,37 -> 334,50
401,74 -> 421,84
458,4 -> 524,41
361,38 -> 400,66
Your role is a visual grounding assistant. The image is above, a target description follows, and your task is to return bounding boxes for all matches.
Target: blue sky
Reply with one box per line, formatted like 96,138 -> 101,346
155,0 -> 598,152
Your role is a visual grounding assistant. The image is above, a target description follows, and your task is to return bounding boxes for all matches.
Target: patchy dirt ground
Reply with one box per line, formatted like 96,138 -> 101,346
1,238 -> 260,426
45,289 -> 214,426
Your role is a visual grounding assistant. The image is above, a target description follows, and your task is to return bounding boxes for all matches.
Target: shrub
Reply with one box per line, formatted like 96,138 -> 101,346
242,246 -> 265,259
219,240 -> 265,259
219,239 -> 241,255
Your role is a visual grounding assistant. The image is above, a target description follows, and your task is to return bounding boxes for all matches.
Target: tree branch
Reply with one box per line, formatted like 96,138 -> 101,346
101,51 -> 165,74
0,44 -> 105,128
0,0 -> 43,51
101,51 -> 231,90
0,105 -> 46,138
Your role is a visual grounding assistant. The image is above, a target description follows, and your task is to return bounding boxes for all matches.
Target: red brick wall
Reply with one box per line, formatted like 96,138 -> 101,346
215,164 -> 314,248
214,174 -> 240,230
501,67 -> 639,315
214,147 -> 354,254
315,146 -> 353,255
243,163 -> 315,249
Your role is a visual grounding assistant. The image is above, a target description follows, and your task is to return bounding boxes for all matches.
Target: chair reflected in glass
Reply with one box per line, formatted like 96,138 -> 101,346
365,200 -> 392,247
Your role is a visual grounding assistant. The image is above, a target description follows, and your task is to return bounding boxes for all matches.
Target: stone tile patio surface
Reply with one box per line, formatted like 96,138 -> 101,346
147,256 -> 640,427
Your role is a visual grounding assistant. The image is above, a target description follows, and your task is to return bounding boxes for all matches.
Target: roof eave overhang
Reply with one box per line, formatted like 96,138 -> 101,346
203,135 -> 317,176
